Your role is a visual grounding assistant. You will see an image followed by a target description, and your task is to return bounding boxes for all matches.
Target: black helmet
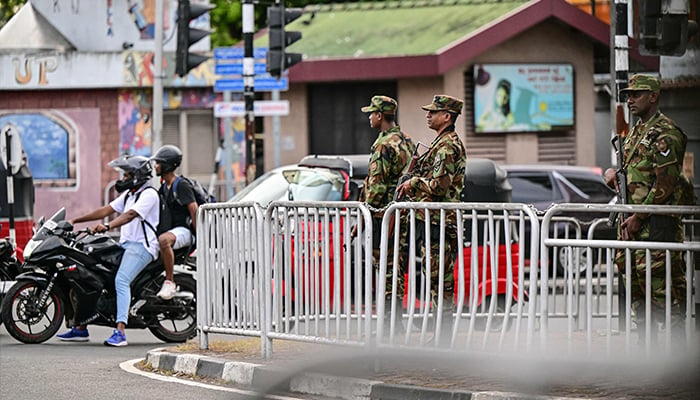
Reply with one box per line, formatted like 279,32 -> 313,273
109,154 -> 152,192
151,145 -> 183,174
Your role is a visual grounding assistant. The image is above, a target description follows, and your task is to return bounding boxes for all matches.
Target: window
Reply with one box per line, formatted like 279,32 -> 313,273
565,176 -> 614,203
0,112 -> 76,187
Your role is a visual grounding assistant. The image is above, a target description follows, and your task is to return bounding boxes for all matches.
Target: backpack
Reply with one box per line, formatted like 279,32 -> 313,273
171,176 -> 216,206
124,186 -> 171,246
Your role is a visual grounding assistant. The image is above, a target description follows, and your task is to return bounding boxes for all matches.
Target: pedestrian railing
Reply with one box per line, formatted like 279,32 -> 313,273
374,202 -> 540,353
196,201 -> 699,359
262,201 -> 374,356
196,202 -> 266,350
541,203 -> 700,357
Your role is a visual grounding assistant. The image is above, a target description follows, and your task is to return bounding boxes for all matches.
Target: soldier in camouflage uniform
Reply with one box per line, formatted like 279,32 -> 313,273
395,95 -> 467,343
359,95 -> 416,274
604,74 -> 692,345
360,95 -> 416,222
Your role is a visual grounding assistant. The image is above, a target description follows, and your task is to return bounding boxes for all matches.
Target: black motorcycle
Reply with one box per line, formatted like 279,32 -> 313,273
0,228 -> 22,327
0,208 -> 197,344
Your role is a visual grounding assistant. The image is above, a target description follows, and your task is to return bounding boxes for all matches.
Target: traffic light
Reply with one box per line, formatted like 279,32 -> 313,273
266,4 -> 303,79
637,0 -> 695,56
175,0 -> 214,77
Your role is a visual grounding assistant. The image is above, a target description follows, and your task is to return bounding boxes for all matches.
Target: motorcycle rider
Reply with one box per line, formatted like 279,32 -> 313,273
150,145 -> 197,300
56,154 -> 160,347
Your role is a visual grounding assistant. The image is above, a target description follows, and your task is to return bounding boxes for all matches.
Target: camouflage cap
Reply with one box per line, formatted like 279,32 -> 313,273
421,94 -> 463,115
361,95 -> 398,115
620,74 -> 660,94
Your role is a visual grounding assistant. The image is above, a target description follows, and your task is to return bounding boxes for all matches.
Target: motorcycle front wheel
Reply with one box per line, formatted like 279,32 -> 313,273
148,274 -> 197,343
1,280 -> 65,344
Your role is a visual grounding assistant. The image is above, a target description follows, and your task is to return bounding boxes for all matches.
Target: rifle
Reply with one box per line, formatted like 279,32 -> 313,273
393,148 -> 420,202
607,134 -> 628,227
387,145 -> 421,241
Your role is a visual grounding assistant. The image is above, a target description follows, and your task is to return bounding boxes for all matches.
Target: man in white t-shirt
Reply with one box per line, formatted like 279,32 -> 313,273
56,155 -> 160,347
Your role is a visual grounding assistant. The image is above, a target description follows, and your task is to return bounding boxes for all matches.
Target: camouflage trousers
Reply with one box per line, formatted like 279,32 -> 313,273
615,247 -> 687,329
615,216 -> 687,329
383,220 -> 458,312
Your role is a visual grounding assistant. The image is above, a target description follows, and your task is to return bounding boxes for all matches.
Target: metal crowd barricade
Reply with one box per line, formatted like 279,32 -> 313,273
263,201 -> 374,354
197,202 -> 266,351
375,202 -> 541,353
541,203 -> 700,357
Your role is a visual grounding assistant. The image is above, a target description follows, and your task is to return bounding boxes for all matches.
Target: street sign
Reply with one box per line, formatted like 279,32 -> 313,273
215,63 -> 268,76
214,47 -> 268,60
214,100 -> 290,117
1,123 -> 23,175
214,78 -> 288,92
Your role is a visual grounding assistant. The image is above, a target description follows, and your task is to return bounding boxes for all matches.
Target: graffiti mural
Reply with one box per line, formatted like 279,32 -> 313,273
165,88 -> 218,109
121,51 -> 216,88
118,88 -> 219,158
118,90 -> 153,157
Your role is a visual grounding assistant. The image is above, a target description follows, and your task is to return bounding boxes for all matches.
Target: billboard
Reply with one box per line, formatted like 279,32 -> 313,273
473,64 -> 575,133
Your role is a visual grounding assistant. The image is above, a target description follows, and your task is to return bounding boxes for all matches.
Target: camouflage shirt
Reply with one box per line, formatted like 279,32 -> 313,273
362,125 -> 416,209
406,126 -> 466,204
623,111 -> 687,206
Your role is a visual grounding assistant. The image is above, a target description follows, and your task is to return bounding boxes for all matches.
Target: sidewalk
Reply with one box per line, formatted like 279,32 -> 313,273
143,337 -> 700,400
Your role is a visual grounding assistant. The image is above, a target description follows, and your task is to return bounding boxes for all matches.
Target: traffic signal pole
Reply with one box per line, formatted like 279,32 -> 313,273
243,0 -> 256,184
153,0 -> 164,154
612,0 -> 629,141
611,0 -> 629,331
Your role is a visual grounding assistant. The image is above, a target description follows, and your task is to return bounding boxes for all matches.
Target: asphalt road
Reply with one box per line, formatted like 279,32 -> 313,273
0,324 -> 303,400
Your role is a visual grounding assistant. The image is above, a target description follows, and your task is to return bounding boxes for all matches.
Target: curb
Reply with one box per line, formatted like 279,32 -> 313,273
144,350 -> 586,400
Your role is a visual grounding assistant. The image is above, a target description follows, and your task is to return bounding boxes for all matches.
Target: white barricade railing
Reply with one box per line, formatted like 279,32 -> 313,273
541,203 -> 700,357
263,201 -> 374,353
376,202 -> 541,353
197,202 -> 266,351
197,200 -> 699,359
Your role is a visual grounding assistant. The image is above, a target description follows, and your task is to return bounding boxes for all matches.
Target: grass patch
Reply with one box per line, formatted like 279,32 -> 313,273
172,337 -> 312,357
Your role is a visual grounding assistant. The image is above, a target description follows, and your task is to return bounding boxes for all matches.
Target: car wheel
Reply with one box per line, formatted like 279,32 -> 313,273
556,247 -> 589,276
474,295 -> 513,332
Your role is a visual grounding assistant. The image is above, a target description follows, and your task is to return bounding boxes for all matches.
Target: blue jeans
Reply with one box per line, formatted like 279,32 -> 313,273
115,241 -> 154,325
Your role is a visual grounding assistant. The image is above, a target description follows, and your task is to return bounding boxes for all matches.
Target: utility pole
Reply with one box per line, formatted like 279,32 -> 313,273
152,0 -> 164,154
611,0 -> 629,331
610,0 -> 630,166
243,0 -> 256,184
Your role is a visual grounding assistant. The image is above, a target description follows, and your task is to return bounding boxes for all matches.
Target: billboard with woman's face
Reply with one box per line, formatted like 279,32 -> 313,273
473,64 -> 575,133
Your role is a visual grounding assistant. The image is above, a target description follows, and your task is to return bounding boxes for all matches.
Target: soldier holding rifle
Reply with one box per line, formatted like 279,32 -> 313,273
604,74 -> 693,345
395,95 -> 467,344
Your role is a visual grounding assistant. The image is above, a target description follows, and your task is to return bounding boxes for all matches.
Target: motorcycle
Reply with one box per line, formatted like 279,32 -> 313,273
0,208 -> 197,344
0,227 -> 23,327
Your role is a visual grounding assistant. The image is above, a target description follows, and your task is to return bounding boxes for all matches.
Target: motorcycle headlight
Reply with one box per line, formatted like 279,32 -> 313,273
23,239 -> 42,259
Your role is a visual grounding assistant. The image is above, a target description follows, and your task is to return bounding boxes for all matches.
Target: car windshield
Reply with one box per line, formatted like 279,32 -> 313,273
230,167 -> 346,206
286,168 -> 345,202
229,169 -> 289,206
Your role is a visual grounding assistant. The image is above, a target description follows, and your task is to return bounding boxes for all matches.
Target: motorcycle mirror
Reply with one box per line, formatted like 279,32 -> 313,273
34,216 -> 45,232
56,220 -> 73,232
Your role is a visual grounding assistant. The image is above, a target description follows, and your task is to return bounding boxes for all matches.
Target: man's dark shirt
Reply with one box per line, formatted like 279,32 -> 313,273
163,177 -> 196,229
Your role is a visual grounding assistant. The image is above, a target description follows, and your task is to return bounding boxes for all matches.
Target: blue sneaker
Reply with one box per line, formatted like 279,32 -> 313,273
104,329 -> 128,347
56,327 -> 89,342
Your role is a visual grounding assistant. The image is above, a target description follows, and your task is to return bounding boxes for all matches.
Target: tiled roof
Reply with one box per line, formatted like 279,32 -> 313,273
283,0 -> 529,58
265,0 -> 658,82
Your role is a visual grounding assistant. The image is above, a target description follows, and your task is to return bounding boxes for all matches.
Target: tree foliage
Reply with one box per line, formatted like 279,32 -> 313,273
211,0 -> 339,47
0,0 -> 26,29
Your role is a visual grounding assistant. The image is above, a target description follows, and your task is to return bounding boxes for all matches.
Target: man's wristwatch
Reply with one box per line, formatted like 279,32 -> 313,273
105,223 -> 110,230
